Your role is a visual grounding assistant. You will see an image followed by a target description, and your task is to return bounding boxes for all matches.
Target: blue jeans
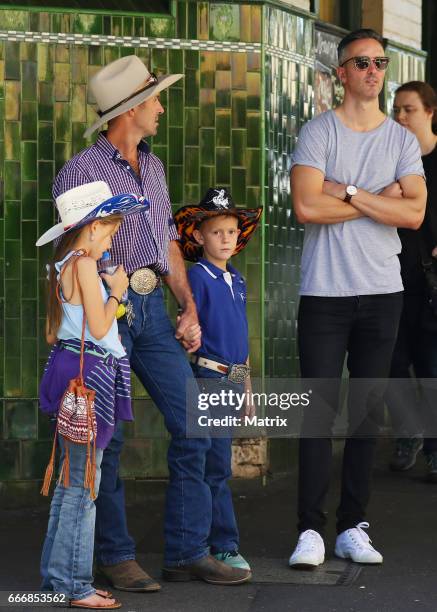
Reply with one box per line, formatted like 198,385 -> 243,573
95,288 -> 212,567
192,363 -> 240,553
40,436 -> 103,600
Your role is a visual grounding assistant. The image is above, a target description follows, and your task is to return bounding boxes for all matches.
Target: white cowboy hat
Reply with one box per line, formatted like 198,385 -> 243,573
83,55 -> 183,138
36,181 -> 149,246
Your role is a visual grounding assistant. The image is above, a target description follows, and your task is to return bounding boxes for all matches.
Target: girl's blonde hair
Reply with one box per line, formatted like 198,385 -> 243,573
46,214 -> 123,337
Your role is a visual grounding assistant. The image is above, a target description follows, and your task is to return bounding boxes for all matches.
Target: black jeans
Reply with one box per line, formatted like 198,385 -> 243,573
297,293 -> 403,535
386,294 -> 437,454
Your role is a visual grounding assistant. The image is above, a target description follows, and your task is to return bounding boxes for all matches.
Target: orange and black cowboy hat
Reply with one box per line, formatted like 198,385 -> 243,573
174,188 -> 263,262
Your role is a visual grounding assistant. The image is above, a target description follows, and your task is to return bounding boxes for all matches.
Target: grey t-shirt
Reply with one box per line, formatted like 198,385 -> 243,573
291,110 -> 424,296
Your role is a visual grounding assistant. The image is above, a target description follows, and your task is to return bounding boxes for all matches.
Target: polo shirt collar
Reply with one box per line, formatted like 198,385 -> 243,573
95,131 -> 150,161
197,258 -> 240,280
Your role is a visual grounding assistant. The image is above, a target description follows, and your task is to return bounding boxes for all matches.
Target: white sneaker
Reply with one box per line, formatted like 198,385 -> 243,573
335,522 -> 383,564
289,529 -> 325,568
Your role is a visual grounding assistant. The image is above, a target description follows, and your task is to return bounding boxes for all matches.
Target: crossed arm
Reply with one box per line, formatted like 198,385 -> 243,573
291,165 -> 427,229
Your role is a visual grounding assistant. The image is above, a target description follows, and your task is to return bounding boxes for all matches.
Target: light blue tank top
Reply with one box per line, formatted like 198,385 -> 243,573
55,251 -> 126,359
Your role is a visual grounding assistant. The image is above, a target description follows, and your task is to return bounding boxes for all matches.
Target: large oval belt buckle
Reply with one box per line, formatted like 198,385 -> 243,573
129,268 -> 158,295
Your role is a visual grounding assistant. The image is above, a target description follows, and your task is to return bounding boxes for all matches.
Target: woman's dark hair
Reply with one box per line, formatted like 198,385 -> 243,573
395,81 -> 437,133
46,214 -> 123,337
338,28 -> 384,65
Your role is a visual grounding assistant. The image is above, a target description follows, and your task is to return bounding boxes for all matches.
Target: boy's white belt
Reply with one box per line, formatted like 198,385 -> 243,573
190,355 -> 250,383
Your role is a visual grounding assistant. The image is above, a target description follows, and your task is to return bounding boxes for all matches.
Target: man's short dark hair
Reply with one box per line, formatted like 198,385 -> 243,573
338,29 -> 384,64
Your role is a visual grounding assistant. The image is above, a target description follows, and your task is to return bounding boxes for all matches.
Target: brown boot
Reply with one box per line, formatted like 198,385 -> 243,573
162,554 -> 251,585
95,560 -> 161,592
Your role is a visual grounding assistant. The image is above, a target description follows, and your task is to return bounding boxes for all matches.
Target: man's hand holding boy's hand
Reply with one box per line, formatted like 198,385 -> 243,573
177,317 -> 201,353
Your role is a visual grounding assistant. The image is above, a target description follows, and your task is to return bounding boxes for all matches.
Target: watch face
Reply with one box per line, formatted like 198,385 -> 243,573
347,185 -> 358,196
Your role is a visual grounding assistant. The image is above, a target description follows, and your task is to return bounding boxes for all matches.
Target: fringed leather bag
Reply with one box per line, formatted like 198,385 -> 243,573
41,251 -> 98,500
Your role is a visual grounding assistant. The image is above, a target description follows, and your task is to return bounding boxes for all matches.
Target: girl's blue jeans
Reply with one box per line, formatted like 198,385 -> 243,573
40,435 -> 103,600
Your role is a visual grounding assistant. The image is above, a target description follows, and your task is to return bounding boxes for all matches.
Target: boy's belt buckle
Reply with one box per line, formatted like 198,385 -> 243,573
228,364 -> 250,384
129,268 -> 159,295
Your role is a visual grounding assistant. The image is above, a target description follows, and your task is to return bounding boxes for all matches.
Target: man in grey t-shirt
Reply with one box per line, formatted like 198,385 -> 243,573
288,29 -> 426,569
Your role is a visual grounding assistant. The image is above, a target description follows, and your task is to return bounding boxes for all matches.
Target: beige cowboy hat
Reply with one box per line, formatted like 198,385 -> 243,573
83,55 -> 183,138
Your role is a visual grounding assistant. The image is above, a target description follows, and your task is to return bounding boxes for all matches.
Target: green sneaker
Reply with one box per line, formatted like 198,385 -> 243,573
213,551 -> 251,571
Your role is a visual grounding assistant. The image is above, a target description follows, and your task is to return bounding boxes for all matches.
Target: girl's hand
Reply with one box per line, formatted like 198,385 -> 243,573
432,246 -> 437,259
101,265 -> 129,297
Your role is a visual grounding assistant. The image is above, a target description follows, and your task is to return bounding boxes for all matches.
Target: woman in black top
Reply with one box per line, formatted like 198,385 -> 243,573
387,81 -> 437,480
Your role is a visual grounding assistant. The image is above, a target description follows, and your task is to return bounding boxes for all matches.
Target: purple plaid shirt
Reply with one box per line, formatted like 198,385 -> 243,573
52,132 -> 178,275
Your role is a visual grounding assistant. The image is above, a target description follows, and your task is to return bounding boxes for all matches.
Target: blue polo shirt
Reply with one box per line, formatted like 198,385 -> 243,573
188,258 -> 249,365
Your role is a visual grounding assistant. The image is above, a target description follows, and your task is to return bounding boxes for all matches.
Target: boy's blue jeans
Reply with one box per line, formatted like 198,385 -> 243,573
40,436 -> 103,600
191,363 -> 240,554
94,288 -> 213,567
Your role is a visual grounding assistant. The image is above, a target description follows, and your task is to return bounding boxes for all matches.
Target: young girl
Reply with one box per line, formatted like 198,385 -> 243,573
36,181 -> 148,610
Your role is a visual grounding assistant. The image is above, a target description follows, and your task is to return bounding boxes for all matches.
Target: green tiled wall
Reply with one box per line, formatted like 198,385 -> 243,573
0,1 -> 265,497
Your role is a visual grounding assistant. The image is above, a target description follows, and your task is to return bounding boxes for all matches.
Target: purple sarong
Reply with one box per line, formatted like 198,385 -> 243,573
40,339 -> 133,449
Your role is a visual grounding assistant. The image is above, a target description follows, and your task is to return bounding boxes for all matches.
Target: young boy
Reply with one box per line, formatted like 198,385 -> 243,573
174,187 -> 262,571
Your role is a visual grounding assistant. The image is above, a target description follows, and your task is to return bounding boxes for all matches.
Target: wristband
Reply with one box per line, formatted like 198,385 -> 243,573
108,295 -> 121,306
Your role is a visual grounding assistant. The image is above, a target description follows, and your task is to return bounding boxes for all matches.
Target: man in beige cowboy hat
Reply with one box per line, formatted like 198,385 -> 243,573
52,55 -> 252,592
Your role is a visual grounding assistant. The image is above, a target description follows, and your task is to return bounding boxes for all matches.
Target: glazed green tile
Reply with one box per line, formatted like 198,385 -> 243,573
169,127 -> 183,165
55,45 -> 70,65
120,439 -> 152,478
5,317 -> 20,359
5,81 -> 20,121
216,110 -> 231,147
122,16 -> 133,37
187,1 -> 197,39
216,148 -> 230,184
55,142 -> 72,174
4,162 -> 20,200
22,181 -> 37,220
38,122 -> 54,161
21,101 -> 37,140
216,52 -> 231,71
231,53 -> 247,90
210,4 -> 240,42
72,123 -> 87,155
5,41 -> 20,81
5,203 -> 20,241
198,2 -> 209,40
231,168 -> 246,205
5,400 -> 36,440
247,51 -> 261,72
73,13 -> 103,35
168,165 -> 183,204
22,300 -> 37,339
55,102 -> 71,142
247,113 -> 260,148
38,162 -> 54,200
21,221 -> 37,260
184,184 -> 200,205
51,12 -> 70,34
103,46 -> 121,66
103,15 -> 111,35
184,69 -> 199,108
22,339 -> 38,397
200,52 -> 215,89
38,411 -> 53,441
71,84 -> 86,124
246,186 -> 261,208
169,49 -> 183,75
38,12 -> 50,33
247,72 -> 261,110
149,17 -> 174,38
21,440 -> 52,479
37,201 -> 55,242
0,441 -> 20,479
240,5 -> 251,42
5,240 -> 20,278
133,399 -> 166,438
176,1 -> 187,39
37,44 -> 54,83
231,129 -> 245,168
21,61 -> 37,103
246,149 -> 260,186
185,50 -> 199,71
38,82 -> 53,122
54,63 -> 70,102
251,5 -> 262,43
169,87 -> 183,128
216,70 -> 231,109
185,146 -> 199,184
200,128 -> 215,167
201,165 -> 215,196
185,108 -> 199,146
151,145 -> 167,168
112,16 -> 122,37
4,122 -> 20,161
232,92 -> 246,128
200,90 -> 215,127
88,45 -> 103,68
151,48 -> 167,73
0,10 -> 28,31
22,260 -> 38,300
134,17 -> 145,37
150,439 -> 170,476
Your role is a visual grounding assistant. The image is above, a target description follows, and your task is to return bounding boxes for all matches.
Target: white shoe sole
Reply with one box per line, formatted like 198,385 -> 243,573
334,548 -> 383,564
289,557 -> 324,570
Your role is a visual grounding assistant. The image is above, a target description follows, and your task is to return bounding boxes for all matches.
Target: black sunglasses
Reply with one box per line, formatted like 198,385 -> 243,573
340,56 -> 390,71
